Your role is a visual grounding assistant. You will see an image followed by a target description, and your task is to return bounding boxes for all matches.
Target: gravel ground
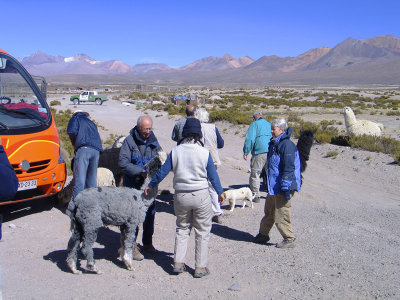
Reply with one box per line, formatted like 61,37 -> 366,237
0,98 -> 399,299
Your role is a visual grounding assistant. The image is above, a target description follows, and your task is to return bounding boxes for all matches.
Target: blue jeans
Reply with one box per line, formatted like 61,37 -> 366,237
134,200 -> 156,246
72,146 -> 100,199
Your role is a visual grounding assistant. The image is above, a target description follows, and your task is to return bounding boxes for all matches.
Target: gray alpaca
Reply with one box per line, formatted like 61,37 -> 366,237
66,151 -> 166,274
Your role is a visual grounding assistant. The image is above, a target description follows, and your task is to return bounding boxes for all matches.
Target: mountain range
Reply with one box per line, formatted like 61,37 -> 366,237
20,35 -> 400,85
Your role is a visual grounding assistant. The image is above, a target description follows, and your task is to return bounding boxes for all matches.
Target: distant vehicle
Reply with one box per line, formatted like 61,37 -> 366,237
0,49 -> 66,205
70,91 -> 108,105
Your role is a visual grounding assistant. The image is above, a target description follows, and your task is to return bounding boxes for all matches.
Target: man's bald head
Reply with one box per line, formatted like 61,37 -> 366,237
137,116 -> 153,140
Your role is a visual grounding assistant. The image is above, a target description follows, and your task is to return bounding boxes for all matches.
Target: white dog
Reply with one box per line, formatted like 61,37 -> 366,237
222,187 -> 256,211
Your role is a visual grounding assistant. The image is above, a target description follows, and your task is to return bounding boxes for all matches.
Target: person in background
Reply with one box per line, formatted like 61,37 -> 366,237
243,112 -> 271,203
119,115 -> 162,260
145,118 -> 225,278
171,105 -> 196,144
67,110 -> 103,199
0,137 -> 18,201
195,108 -> 225,224
253,118 -> 301,248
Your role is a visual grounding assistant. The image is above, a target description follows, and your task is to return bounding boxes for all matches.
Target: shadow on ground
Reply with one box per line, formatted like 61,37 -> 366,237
0,197 -> 56,222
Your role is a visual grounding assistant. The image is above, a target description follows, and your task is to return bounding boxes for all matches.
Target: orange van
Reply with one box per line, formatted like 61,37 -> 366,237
0,49 -> 66,205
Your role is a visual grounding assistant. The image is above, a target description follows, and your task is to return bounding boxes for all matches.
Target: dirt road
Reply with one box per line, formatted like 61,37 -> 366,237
1,98 -> 399,299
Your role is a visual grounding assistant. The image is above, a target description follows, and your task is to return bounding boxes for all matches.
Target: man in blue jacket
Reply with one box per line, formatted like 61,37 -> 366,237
67,110 -> 103,199
119,115 -> 162,260
253,118 -> 301,248
0,137 -> 18,201
243,112 -> 271,202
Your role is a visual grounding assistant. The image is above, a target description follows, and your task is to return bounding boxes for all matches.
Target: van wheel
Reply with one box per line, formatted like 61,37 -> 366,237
73,99 -> 79,105
95,98 -> 102,105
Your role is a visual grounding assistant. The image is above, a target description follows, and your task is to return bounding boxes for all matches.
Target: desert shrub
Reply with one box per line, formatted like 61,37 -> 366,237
163,103 -> 187,116
209,109 -> 252,125
386,111 -> 400,116
348,135 -> 400,163
50,108 -> 74,170
50,100 -> 61,106
325,151 -> 338,159
291,119 -> 339,144
128,91 -> 148,100
151,103 -> 165,111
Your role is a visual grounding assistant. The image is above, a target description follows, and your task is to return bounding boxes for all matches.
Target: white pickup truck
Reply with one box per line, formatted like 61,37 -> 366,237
70,91 -> 108,105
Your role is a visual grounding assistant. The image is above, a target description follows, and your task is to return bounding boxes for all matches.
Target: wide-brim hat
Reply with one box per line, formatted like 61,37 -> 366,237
182,118 -> 202,138
72,110 -> 89,117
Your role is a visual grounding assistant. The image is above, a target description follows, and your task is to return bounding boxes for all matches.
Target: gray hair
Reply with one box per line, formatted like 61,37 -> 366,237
194,108 -> 209,123
270,118 -> 288,130
137,115 -> 153,127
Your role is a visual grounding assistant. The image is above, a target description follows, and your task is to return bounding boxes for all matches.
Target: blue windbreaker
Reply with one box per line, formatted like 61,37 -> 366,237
67,112 -> 103,153
266,127 -> 301,196
243,118 -> 272,155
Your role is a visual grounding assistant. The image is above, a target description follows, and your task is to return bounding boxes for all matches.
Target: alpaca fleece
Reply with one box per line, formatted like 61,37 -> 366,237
344,106 -> 384,136
296,130 -> 314,173
65,151 -> 166,274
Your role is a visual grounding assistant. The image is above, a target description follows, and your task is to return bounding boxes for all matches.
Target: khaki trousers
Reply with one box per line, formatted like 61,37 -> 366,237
173,188 -> 212,268
250,153 -> 267,197
259,193 -> 294,240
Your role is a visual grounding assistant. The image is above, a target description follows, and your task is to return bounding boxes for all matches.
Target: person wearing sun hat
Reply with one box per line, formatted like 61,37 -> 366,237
67,110 -> 103,199
145,117 -> 225,278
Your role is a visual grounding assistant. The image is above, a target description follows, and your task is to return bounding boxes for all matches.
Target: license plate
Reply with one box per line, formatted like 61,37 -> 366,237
18,179 -> 38,191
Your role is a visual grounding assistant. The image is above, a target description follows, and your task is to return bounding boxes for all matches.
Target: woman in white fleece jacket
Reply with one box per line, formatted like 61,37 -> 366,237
145,118 -> 225,278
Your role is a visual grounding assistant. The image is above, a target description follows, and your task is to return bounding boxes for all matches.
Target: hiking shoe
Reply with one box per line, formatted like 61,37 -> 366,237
253,196 -> 260,203
212,215 -> 223,224
194,267 -> 210,278
172,262 -> 186,274
253,233 -> 270,244
132,243 -> 144,261
276,238 -> 296,249
142,244 -> 157,253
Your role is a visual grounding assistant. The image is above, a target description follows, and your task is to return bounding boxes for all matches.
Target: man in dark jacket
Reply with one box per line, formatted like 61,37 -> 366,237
0,137 -> 18,201
253,118 -> 301,248
119,115 -> 162,260
171,105 -> 196,143
67,110 -> 103,199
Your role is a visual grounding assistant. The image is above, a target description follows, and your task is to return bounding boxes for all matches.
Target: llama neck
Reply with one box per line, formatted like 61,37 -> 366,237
344,112 -> 356,126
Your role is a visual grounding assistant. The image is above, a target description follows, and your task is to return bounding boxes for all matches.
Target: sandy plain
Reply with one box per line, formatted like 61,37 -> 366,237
0,95 -> 399,299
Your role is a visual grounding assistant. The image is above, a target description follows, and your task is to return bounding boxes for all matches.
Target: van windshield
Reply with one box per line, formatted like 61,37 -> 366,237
0,54 -> 49,130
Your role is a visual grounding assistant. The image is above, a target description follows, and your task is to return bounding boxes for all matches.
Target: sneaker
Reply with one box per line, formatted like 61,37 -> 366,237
253,233 -> 270,244
253,196 -> 260,203
276,238 -> 296,249
212,215 -> 223,224
132,243 -> 144,261
142,244 -> 157,253
194,267 -> 210,278
172,262 -> 186,274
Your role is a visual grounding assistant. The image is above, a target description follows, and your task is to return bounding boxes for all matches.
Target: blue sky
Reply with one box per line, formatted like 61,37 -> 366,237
3,0 -> 400,67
